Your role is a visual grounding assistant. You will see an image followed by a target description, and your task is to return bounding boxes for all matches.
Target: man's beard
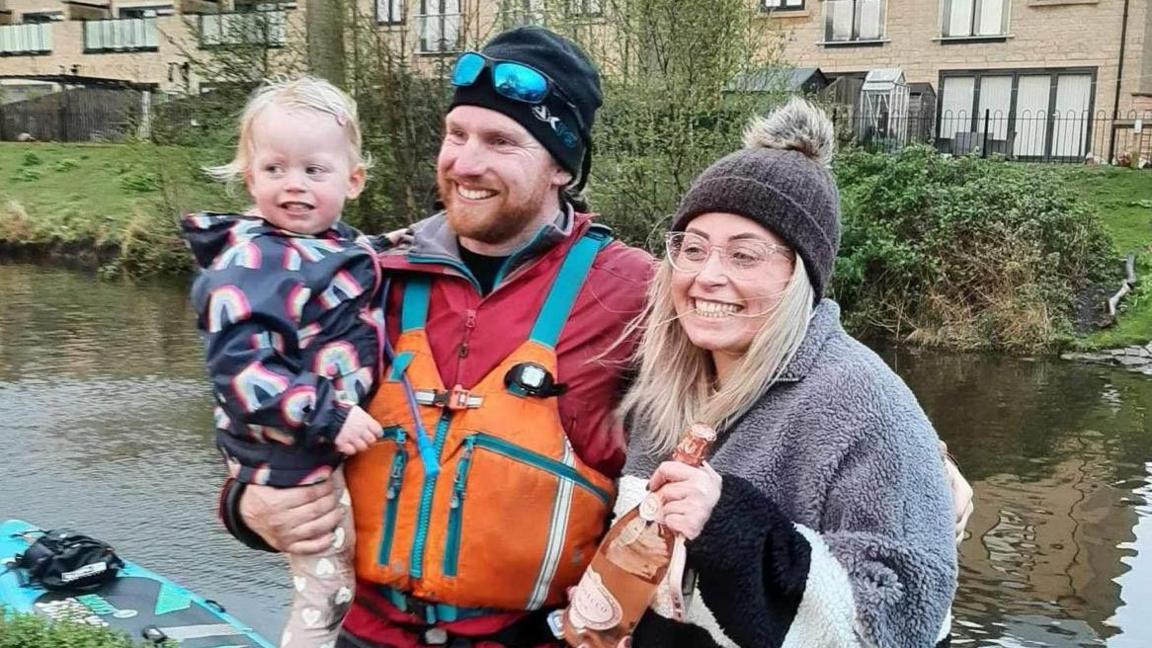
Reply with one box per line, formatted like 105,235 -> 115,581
439,176 -> 555,245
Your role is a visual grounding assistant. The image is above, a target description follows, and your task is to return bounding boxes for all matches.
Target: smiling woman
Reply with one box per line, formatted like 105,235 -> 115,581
614,98 -> 960,648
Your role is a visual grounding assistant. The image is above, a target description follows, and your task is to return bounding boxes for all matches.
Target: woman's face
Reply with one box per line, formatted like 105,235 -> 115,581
669,212 -> 796,358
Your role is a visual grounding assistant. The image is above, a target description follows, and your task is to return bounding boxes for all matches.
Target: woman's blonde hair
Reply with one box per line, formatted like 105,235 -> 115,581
204,75 -> 372,185
617,255 -> 815,456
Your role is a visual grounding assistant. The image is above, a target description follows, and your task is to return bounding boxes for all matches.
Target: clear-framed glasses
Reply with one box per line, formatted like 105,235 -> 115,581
664,231 -> 793,278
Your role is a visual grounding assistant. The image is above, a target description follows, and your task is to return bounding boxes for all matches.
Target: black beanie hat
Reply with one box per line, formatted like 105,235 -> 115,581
671,98 -> 841,301
450,27 -> 602,189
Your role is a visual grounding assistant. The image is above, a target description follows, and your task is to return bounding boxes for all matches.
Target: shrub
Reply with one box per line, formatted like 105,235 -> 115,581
0,613 -> 175,648
832,145 -> 1115,351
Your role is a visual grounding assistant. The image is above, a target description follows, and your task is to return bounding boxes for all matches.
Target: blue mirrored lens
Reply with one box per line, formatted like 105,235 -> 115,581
451,52 -> 486,87
491,62 -> 549,103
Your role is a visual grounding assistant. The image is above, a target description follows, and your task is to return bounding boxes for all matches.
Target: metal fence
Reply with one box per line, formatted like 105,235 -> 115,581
830,106 -> 1152,165
0,88 -> 143,142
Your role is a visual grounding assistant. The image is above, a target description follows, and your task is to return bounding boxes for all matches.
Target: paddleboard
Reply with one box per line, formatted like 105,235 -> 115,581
0,519 -> 275,647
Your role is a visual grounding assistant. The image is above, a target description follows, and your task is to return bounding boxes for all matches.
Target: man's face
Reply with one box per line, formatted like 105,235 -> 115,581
437,106 -> 571,245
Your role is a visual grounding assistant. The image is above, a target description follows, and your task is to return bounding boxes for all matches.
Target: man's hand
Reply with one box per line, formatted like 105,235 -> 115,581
239,480 -> 342,555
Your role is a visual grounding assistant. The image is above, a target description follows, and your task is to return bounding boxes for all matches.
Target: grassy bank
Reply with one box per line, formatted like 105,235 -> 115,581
0,142 -> 239,276
0,142 -> 1147,351
1059,165 -> 1152,350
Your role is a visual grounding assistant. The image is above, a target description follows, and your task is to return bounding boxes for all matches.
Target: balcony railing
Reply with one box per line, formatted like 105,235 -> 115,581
199,10 -> 286,47
416,12 -> 462,54
83,17 -> 158,53
0,23 -> 52,55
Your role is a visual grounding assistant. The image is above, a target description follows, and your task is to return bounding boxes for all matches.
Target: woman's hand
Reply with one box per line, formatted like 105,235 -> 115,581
647,461 -> 722,540
941,441 -> 974,544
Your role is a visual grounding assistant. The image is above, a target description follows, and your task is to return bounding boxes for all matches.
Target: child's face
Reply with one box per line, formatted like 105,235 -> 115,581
245,104 -> 365,235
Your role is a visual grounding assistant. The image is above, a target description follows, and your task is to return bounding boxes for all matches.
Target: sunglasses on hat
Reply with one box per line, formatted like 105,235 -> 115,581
450,51 -> 588,139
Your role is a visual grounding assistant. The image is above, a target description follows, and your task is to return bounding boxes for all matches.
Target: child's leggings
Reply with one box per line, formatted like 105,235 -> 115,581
280,467 -> 356,648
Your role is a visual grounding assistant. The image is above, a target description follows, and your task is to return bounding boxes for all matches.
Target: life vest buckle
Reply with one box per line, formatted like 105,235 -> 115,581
414,385 -> 484,410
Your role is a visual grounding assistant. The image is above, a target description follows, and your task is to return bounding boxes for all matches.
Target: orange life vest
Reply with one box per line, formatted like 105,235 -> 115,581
346,228 -> 617,618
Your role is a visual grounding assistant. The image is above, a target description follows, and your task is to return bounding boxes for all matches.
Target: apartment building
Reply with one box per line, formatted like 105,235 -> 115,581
760,0 -> 1150,159
0,0 -> 301,97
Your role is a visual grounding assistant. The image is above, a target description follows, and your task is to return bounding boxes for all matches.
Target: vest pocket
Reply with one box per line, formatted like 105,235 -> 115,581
377,426 -> 408,569
440,432 -> 613,605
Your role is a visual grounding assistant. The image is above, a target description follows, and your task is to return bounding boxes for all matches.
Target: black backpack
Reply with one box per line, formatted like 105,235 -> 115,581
9,528 -> 124,591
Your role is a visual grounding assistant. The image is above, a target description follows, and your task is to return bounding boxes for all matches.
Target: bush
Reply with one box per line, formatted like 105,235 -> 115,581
832,145 -> 1115,351
0,613 -> 175,648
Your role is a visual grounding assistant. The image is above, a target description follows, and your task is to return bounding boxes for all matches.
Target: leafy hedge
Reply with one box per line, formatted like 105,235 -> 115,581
832,145 -> 1115,351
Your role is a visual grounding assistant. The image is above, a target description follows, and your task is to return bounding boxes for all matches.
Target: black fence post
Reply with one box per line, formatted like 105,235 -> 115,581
981,109 -> 990,159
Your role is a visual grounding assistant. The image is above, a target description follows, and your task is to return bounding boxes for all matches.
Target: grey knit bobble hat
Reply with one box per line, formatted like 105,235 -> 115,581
670,98 -> 841,301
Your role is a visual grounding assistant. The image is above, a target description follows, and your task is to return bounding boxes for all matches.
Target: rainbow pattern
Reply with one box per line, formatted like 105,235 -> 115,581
228,219 -> 265,242
213,406 -> 232,430
207,286 -> 252,333
291,238 -> 344,262
298,322 -> 323,350
281,385 -> 317,427
250,331 -> 286,354
232,362 -> 290,413
313,341 -> 360,379
282,246 -> 302,271
212,241 -> 263,270
318,271 -> 365,310
284,283 -> 312,324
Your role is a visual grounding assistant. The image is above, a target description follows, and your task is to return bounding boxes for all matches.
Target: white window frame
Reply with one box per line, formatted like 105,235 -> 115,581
376,0 -> 404,25
118,4 -> 176,19
823,0 -> 887,44
762,0 -> 804,11
940,0 -> 1009,38
417,0 -> 461,54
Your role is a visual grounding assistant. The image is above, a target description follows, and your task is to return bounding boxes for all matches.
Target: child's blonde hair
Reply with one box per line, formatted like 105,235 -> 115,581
205,75 -> 372,184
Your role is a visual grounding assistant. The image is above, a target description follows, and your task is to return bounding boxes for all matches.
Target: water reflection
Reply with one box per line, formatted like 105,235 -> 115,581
0,263 -> 1150,646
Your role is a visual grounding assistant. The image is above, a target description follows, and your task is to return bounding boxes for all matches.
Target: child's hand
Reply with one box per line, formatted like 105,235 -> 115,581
383,227 -> 413,249
334,406 -> 382,455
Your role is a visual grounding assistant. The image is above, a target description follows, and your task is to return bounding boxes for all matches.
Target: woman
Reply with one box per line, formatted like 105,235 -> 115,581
619,98 -> 958,647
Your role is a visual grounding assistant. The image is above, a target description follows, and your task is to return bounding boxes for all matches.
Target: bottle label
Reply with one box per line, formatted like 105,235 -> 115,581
567,568 -> 623,631
638,493 -> 661,522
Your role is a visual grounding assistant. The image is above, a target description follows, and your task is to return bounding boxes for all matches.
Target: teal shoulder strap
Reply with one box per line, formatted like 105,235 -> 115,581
529,225 -> 613,349
401,276 -> 431,333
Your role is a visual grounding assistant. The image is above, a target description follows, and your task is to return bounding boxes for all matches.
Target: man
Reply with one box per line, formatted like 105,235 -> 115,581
217,27 -> 653,647
216,26 -> 976,648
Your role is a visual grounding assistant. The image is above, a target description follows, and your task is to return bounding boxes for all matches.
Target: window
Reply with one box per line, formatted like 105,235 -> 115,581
417,0 -> 461,54
376,0 -> 404,24
200,10 -> 286,47
763,0 -> 804,11
938,68 -> 1095,159
21,12 -> 64,23
119,5 -> 175,19
568,0 -> 602,16
941,0 -> 1008,37
823,0 -> 885,43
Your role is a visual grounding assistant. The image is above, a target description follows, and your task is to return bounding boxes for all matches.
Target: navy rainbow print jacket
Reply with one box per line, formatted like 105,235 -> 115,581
182,212 -> 387,487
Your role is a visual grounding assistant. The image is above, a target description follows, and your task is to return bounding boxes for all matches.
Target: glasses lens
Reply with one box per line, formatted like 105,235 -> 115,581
665,233 -> 708,272
491,62 -> 550,103
451,52 -> 486,87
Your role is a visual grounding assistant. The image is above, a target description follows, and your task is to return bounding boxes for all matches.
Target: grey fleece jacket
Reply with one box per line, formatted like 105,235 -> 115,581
625,300 -> 957,648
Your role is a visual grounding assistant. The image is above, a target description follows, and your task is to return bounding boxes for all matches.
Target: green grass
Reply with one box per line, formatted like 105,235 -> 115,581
0,141 -> 241,274
1059,166 -> 1152,349
0,612 -> 176,647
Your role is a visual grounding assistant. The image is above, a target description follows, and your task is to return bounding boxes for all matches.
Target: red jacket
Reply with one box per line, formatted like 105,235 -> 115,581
221,208 -> 654,647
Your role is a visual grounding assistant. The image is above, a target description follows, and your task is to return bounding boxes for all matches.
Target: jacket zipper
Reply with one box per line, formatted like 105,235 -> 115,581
377,426 -> 408,568
409,410 -> 452,579
442,436 -> 477,577
471,434 -> 611,505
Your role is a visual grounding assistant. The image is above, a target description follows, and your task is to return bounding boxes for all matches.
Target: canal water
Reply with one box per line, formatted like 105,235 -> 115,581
1,263 -> 1149,646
